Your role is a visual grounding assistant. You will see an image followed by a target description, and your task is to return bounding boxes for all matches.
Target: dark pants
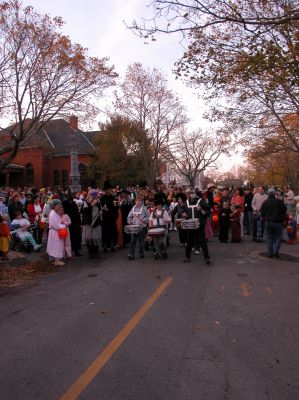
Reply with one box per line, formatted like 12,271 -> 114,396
265,221 -> 283,256
87,244 -> 99,258
244,210 -> 253,235
252,214 -> 265,240
33,226 -> 44,245
102,221 -> 117,249
185,226 -> 210,260
219,223 -> 229,242
69,225 -> 82,253
178,228 -> 187,245
129,228 -> 146,257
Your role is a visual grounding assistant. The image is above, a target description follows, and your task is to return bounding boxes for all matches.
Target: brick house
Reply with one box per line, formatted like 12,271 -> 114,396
0,116 -> 97,188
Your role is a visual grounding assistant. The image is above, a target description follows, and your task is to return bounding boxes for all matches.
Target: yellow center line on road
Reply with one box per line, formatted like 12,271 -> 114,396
59,276 -> 173,400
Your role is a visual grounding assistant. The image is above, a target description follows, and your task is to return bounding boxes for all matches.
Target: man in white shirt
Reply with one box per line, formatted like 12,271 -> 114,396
284,186 -> 295,214
252,186 -> 268,241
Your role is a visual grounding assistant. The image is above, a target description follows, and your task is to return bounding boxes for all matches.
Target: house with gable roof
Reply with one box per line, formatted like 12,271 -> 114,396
0,116 -> 97,188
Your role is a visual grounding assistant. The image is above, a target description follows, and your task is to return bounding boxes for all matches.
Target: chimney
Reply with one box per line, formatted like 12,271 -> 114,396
69,115 -> 78,130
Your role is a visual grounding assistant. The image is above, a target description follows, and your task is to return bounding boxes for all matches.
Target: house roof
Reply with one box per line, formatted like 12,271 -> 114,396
20,119 -> 97,156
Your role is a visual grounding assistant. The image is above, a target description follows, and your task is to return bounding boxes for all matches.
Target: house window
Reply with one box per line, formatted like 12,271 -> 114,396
26,163 -> 34,185
53,170 -> 60,186
62,170 -> 69,187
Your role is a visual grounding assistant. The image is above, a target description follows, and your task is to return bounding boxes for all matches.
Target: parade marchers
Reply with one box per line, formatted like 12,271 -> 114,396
0,182 -> 297,265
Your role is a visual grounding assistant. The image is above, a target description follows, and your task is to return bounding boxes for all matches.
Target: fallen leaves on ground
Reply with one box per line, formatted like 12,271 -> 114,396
0,260 -> 64,288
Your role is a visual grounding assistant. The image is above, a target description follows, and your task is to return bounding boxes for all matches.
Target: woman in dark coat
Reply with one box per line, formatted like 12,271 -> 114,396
62,194 -> 82,256
101,187 -> 119,252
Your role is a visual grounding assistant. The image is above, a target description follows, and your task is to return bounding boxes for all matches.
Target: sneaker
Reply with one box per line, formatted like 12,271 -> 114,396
154,252 -> 161,260
205,259 -> 211,265
194,250 -> 200,255
54,261 -> 65,266
34,244 -> 42,251
183,257 -> 190,263
128,255 -> 134,260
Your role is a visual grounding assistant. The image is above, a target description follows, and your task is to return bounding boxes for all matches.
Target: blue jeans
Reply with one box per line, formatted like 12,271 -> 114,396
265,222 -> 283,256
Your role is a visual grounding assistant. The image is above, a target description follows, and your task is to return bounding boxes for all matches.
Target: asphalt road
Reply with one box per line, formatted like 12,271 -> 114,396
1,232 -> 299,400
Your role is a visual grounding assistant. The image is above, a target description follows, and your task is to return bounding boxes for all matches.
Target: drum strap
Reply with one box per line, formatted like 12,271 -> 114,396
186,199 -> 200,219
153,209 -> 165,227
133,206 -> 144,215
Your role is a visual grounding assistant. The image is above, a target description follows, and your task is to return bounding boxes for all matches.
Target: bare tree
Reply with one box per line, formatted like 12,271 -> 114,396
130,0 -> 299,38
169,129 -> 230,187
0,0 -> 117,170
115,63 -> 188,186
130,1 -> 299,160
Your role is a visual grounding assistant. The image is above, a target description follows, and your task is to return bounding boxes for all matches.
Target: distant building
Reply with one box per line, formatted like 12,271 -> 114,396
0,116 -> 97,188
159,165 -> 204,190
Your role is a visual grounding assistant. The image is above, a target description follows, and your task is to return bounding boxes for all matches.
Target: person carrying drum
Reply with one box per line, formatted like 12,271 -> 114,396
181,188 -> 211,265
148,199 -> 170,259
127,196 -> 149,260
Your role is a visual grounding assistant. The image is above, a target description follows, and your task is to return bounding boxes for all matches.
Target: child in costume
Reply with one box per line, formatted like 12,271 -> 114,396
287,214 -> 297,244
0,215 -> 10,261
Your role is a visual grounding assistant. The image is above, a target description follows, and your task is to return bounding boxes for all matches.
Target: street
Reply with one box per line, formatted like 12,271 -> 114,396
1,233 -> 299,400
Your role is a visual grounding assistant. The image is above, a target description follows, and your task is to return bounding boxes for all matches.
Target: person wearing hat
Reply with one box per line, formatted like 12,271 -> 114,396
82,190 -> 103,259
154,185 -> 168,207
181,188 -> 211,264
148,198 -> 170,259
63,193 -> 82,257
101,185 -> 118,252
206,183 -> 215,208
260,188 -> 287,258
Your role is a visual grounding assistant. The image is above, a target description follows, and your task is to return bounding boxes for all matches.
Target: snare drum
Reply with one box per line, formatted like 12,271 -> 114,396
124,224 -> 141,234
147,228 -> 166,238
180,219 -> 200,230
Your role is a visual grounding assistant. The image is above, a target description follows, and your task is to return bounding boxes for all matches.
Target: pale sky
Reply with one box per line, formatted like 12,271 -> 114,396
23,0 -> 208,126
22,0 -> 242,168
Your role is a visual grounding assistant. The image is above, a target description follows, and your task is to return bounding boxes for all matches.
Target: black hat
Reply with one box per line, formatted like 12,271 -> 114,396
103,179 -> 113,190
154,198 -> 164,206
119,188 -> 131,195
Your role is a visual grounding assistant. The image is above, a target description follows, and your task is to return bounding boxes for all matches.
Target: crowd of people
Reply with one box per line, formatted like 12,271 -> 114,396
0,182 -> 297,264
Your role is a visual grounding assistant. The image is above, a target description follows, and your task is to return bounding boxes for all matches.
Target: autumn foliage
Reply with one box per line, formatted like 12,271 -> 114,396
0,0 -> 117,171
